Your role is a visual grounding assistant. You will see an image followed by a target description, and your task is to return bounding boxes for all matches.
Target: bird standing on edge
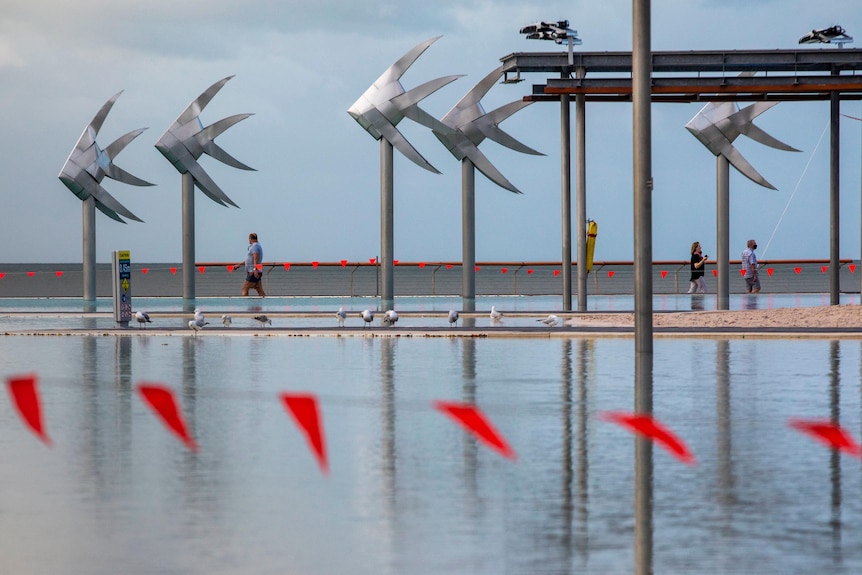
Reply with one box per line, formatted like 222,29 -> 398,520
447,310 -> 459,326
336,306 -> 347,327
383,310 -> 399,326
360,309 -> 374,328
135,311 -> 152,329
538,314 -> 560,327
490,306 -> 503,322
188,315 -> 208,336
253,315 -> 272,327
221,314 -> 232,328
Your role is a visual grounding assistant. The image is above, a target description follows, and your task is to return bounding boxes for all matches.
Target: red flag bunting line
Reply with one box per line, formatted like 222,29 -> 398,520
280,393 -> 328,475
5,374 -> 50,446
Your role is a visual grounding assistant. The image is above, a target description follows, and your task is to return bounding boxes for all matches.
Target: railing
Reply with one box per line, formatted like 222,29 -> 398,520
0,259 -> 857,298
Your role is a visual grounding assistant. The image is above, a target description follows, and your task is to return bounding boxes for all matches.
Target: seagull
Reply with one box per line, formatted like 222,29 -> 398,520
360,309 -> 374,328
188,316 -> 208,336
221,314 -> 232,328
538,314 -> 560,327
253,315 -> 272,327
383,309 -> 399,326
336,306 -> 348,327
135,311 -> 152,329
489,306 -> 503,322
447,310 -> 459,326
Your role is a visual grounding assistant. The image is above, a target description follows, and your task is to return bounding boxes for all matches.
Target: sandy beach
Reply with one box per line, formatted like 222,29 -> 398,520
567,304 -> 862,329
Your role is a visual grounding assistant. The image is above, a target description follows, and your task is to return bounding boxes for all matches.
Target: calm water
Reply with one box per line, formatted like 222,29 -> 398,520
2,331 -> 862,574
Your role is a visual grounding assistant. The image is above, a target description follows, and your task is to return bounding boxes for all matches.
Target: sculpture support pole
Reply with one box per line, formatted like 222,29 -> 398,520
576,67 -> 588,312
633,1 -> 654,571
830,85 -> 840,305
717,155 -> 730,310
83,196 -> 96,301
381,138 -> 395,311
561,92 -> 572,311
182,172 -> 195,303
462,159 -> 476,312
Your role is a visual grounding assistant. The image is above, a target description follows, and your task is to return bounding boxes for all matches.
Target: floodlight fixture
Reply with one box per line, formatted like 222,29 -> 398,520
799,25 -> 853,47
520,20 -> 582,64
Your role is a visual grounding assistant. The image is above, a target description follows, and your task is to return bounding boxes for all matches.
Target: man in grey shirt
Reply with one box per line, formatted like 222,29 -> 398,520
741,239 -> 760,293
237,232 -> 265,297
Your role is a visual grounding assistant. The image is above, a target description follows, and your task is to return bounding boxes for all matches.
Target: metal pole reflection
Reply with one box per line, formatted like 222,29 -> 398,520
576,339 -> 593,560
715,340 -> 735,509
829,341 -> 842,562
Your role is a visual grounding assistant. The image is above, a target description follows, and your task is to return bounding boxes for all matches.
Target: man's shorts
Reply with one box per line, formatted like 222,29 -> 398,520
246,272 -> 261,283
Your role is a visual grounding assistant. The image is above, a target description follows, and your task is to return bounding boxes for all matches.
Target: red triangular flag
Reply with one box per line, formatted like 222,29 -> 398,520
850,264 -> 857,273
280,393 -> 328,474
553,270 -> 560,277
6,374 -> 50,445
283,263 -> 291,271
434,401 -> 516,460
767,268 -> 774,276
788,418 -> 862,458
226,265 -> 234,273
475,266 -> 481,272
0,273 -> 5,279
527,269 -> 534,275
601,411 -> 695,465
27,271 -> 35,277
794,267 -> 801,274
501,267 -> 508,274
712,269 -> 717,277
369,258 -> 376,265
170,267 -> 177,275
137,384 -> 197,451
393,260 -> 399,266
660,270 -> 667,278
312,261 -> 319,269
55,271 -> 63,277
821,266 -> 828,273
141,268 -> 149,274
740,269 -> 746,277
446,264 -> 453,270
608,270 -> 614,278
340,260 -> 347,268
419,262 -> 426,269
198,266 -> 205,274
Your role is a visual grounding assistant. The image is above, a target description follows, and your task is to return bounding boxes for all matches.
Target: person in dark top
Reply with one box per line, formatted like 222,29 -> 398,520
688,241 -> 708,294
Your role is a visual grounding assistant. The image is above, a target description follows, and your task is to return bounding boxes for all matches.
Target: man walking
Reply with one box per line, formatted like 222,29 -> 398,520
238,232 -> 265,297
741,239 -> 760,293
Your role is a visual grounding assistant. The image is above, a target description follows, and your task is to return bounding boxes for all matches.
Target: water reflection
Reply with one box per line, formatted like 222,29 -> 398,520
829,340 -> 842,564
691,294 -> 704,311
742,294 -> 759,310
634,350 -> 654,575
715,340 -> 735,509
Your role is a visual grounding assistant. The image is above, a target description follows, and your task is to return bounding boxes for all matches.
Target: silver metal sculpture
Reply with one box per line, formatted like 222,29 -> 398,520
155,75 -> 255,207
58,91 -> 154,301
685,100 -> 799,190
433,65 -> 542,194
348,37 -> 461,310
432,65 -> 543,307
348,36 -> 461,174
155,76 -> 254,302
685,96 -> 799,309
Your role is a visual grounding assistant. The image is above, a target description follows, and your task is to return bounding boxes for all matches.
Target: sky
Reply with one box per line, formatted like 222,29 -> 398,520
0,0 -> 859,264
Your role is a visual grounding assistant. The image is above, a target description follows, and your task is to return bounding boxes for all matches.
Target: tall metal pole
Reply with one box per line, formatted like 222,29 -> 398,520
462,159 -> 476,312
182,172 -> 195,303
633,0 -> 653,354
381,138 -> 395,311
82,196 -> 96,302
576,67 -> 588,312
633,1 -> 654,573
830,81 -> 840,305
561,92 -> 573,311
717,156 -> 730,310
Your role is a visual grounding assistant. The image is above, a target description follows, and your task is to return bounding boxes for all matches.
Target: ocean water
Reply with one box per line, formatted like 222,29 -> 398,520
2,331 -> 862,574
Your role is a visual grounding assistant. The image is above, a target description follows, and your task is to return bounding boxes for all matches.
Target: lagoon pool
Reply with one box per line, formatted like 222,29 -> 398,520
1,335 -> 861,574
